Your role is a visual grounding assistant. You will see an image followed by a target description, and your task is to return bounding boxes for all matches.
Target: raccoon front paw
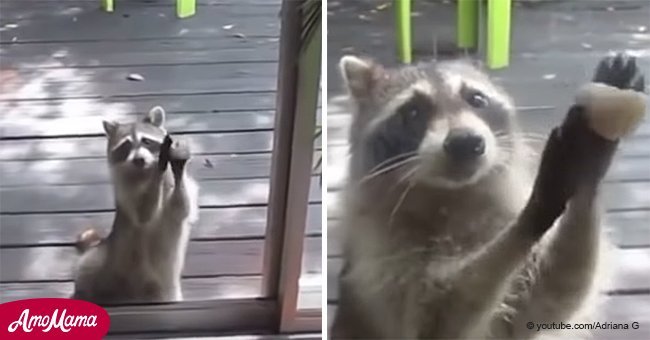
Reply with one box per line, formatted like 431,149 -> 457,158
527,127 -> 578,234
159,135 -> 173,172
169,138 -> 190,179
592,53 -> 645,91
576,53 -> 647,141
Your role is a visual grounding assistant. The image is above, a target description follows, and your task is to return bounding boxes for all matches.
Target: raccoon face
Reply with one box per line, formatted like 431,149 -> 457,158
341,56 -> 517,189
102,106 -> 167,179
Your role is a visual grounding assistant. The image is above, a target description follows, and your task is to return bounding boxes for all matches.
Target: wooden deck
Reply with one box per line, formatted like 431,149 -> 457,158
326,0 -> 650,339
0,0 -> 322,311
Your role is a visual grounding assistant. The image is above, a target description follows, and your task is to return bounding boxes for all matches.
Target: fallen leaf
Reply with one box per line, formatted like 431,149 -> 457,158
204,159 -> 214,168
52,51 -> 68,58
127,73 -> 145,81
376,3 -> 389,11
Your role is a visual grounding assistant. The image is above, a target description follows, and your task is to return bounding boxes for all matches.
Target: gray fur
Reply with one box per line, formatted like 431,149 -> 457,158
72,106 -> 199,304
331,56 -> 611,339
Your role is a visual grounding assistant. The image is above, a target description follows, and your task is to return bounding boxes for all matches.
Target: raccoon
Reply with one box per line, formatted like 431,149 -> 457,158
330,54 -> 645,339
72,106 -> 199,304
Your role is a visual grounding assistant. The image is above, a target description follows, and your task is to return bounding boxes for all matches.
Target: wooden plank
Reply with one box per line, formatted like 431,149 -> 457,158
0,131 -> 274,161
0,5 -> 280,44
0,236 -> 321,282
1,111 -> 275,139
0,276 -> 261,303
0,38 -> 279,68
0,149 -> 322,187
604,181 -> 650,210
0,152 -> 274,187
2,0 -> 280,4
605,210 -> 650,248
0,176 -> 321,213
0,92 -> 277,118
0,203 -> 322,246
0,107 -> 320,139
1,63 -> 278,101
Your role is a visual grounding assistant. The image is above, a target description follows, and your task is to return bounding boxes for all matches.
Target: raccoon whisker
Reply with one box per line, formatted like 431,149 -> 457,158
366,152 -> 420,175
360,155 -> 420,184
389,178 -> 416,228
397,165 -> 419,186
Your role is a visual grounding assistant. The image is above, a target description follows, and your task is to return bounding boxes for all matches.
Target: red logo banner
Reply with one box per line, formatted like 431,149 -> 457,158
0,298 -> 110,339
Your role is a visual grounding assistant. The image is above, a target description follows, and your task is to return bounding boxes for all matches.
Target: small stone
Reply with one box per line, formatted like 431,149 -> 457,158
222,24 -> 234,30
375,3 -> 390,11
127,73 -> 145,81
233,32 -> 247,39
52,51 -> 68,59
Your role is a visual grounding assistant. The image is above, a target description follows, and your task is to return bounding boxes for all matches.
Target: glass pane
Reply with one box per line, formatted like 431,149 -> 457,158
297,87 -> 323,311
0,0 -> 281,307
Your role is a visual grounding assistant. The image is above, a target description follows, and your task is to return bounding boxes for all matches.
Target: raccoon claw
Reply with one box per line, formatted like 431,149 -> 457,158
592,53 -> 644,92
575,53 -> 647,141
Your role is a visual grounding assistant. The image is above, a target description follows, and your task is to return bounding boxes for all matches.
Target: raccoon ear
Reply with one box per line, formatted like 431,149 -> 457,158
144,106 -> 166,127
340,55 -> 384,99
102,120 -> 118,136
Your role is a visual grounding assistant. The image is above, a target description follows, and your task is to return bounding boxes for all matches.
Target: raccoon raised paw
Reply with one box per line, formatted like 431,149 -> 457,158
575,53 -> 647,141
159,135 -> 190,178
169,137 -> 190,179
159,135 -> 173,171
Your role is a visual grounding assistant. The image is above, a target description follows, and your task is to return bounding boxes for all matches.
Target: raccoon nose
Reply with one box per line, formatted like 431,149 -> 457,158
443,128 -> 485,160
132,157 -> 146,168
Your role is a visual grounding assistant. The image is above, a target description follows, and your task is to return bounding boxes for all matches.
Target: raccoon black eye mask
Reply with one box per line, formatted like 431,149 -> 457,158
365,92 -> 434,172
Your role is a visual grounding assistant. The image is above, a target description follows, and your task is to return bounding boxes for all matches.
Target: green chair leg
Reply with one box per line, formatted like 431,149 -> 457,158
177,0 -> 196,19
395,0 -> 412,64
487,0 -> 511,69
457,0 -> 478,49
102,0 -> 114,12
